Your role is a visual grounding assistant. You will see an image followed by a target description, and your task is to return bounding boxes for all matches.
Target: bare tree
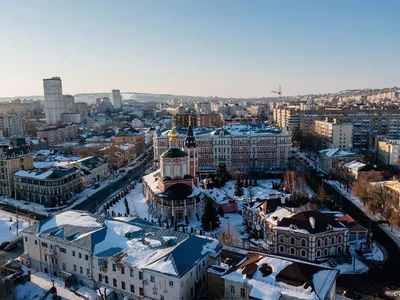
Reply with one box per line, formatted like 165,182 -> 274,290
283,171 -> 297,194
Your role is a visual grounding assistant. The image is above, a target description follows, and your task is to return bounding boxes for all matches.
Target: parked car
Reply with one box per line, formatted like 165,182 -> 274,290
343,290 -> 364,300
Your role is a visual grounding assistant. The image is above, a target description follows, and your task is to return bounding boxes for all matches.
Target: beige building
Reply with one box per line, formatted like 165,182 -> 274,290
114,130 -> 145,155
13,167 -> 82,207
0,145 -> 33,196
37,124 -> 79,145
314,119 -> 353,150
377,139 -> 400,165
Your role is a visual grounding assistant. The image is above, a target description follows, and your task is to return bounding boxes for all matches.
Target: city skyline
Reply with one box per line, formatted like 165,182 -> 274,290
1,0 -> 399,98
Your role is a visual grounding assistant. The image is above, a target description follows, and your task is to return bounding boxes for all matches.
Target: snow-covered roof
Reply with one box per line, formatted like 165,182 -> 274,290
222,253 -> 338,300
344,160 -> 366,172
319,148 -> 357,158
22,210 -> 222,278
14,167 -> 80,180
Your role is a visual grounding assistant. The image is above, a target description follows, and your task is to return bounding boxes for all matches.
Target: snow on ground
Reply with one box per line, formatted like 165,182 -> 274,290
0,210 -> 29,243
361,242 -> 385,262
16,271 -> 96,300
329,258 -> 369,275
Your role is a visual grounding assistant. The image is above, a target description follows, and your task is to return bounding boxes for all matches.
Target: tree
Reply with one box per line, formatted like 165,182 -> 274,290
124,198 -> 130,216
352,172 -> 384,206
234,178 -> 244,197
283,171 -> 297,193
201,197 -> 220,232
219,226 -> 240,247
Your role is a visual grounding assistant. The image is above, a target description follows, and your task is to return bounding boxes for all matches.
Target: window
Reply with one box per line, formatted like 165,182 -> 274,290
85,255 -> 88,261
140,287 -> 144,296
324,237 -> 330,246
279,235 -> 285,242
113,278 -> 117,287
79,253 -> 82,259
87,269 -> 90,276
41,242 -> 48,248
121,281 -> 126,290
74,265 -> 77,271
324,249 -> 329,256
338,235 -> 343,243
150,275 -> 155,282
80,267 -> 83,274
316,239 -> 322,247
160,296 -> 164,300
99,274 -> 103,282
290,247 -> 296,255
331,236 -> 336,244
300,250 -> 307,257
139,271 -> 143,280
62,263 -> 66,271
289,237 -> 296,245
169,280 -> 173,287
130,284 -> 135,293
301,239 -> 307,247
112,264 -> 116,272
121,266 -> 125,274
105,276 -> 109,284
60,247 -> 66,253
279,245 -> 285,253
35,240 -> 37,245
316,250 -> 322,258
230,285 -> 235,294
72,251 -> 75,257
241,288 -> 245,297
130,269 -> 134,277
24,237 -> 27,242
191,287 -> 193,296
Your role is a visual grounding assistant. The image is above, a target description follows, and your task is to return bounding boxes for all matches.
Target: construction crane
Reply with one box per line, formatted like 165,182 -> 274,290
271,85 -> 282,99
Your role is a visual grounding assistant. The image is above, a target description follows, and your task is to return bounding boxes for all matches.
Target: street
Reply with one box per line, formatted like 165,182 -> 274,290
72,155 -> 153,213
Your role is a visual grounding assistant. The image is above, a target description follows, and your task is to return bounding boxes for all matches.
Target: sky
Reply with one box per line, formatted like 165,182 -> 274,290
0,0 -> 399,98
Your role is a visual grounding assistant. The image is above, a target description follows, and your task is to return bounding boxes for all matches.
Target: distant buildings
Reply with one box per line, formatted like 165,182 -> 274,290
377,139 -> 400,165
114,130 -> 145,154
36,124 -> 79,145
0,112 -> 27,137
75,102 -> 89,119
314,119 -> 353,150
154,124 -> 291,174
43,77 -> 64,124
14,167 -> 82,207
0,144 -> 33,196
174,113 -> 221,128
112,89 -> 122,109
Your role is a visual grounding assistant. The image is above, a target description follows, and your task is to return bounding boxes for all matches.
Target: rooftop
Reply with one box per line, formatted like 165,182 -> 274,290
14,167 -> 80,180
319,148 -> 358,158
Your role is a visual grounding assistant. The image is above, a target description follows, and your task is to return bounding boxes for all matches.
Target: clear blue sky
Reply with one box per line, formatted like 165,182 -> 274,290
1,0 -> 399,98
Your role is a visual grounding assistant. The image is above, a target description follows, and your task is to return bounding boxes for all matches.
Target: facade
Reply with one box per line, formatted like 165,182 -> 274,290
43,77 -> 64,125
194,102 -> 211,113
318,148 -> 362,174
61,113 -> 81,124
37,125 -> 79,145
0,145 -> 33,196
314,119 -> 353,150
219,252 -> 338,300
21,211 -> 222,299
14,167 -> 82,207
143,125 -> 202,224
114,130 -> 145,154
174,113 -> 221,128
75,156 -> 109,186
112,89 -> 122,109
62,95 -> 76,113
0,112 -> 27,137
377,139 -> 400,165
103,143 -> 137,169
75,102 -> 89,119
154,124 -> 292,174
273,107 -> 400,149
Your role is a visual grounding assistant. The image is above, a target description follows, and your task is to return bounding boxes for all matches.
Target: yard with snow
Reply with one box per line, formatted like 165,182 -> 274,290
0,210 -> 29,244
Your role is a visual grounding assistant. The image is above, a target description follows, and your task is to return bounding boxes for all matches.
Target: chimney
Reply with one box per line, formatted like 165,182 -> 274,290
309,217 -> 315,229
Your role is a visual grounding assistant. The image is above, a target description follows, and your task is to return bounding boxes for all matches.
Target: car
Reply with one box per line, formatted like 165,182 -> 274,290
0,241 -> 10,250
342,290 -> 364,300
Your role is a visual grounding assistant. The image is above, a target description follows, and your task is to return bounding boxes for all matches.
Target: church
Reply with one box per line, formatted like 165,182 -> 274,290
142,124 -> 203,225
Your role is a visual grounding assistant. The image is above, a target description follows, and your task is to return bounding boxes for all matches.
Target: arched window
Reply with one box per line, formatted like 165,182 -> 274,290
337,246 -> 343,253
324,237 -> 330,246
316,239 -> 322,247
174,165 -> 181,177
316,250 -> 322,258
337,235 -> 343,243
331,236 -> 336,245
279,246 -> 285,253
289,237 -> 296,245
290,247 -> 296,255
300,238 -> 307,247
279,235 -> 285,243
165,165 -> 170,177
300,250 -> 307,257
323,248 -> 329,256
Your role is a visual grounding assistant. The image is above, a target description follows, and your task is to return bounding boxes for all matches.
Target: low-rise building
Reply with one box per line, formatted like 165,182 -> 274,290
75,156 -> 109,186
13,167 -> 82,207
21,211 -> 222,299
37,125 -> 79,146
114,130 -> 145,155
0,145 -> 33,196
213,251 -> 338,300
318,148 -> 362,174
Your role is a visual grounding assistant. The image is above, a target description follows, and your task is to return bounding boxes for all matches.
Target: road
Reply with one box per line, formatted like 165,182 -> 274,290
292,155 -> 400,298
73,155 -> 153,213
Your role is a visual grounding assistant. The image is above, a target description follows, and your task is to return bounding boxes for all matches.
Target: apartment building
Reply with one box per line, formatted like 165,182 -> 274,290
36,124 -> 79,145
377,139 -> 400,165
14,167 -> 82,207
0,145 -> 34,196
0,112 -> 27,137
21,211 -> 222,299
154,124 -> 291,174
273,107 -> 400,149
174,113 -> 222,128
75,102 -> 89,119
314,119 -> 353,150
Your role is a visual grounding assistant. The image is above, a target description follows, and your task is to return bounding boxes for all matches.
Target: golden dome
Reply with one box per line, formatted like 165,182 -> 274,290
168,126 -> 179,141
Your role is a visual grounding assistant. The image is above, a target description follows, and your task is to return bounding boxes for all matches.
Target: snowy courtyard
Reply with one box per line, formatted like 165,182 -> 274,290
0,210 -> 29,244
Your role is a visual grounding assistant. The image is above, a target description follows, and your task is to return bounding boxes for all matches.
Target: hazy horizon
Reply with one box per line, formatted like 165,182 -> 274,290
1,0 -> 399,98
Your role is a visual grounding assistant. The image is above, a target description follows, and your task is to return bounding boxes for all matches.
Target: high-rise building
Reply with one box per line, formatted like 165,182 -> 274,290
314,119 -> 353,150
62,95 -> 76,113
111,89 -> 122,109
0,112 -> 27,137
75,102 -> 89,119
43,77 -> 64,124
